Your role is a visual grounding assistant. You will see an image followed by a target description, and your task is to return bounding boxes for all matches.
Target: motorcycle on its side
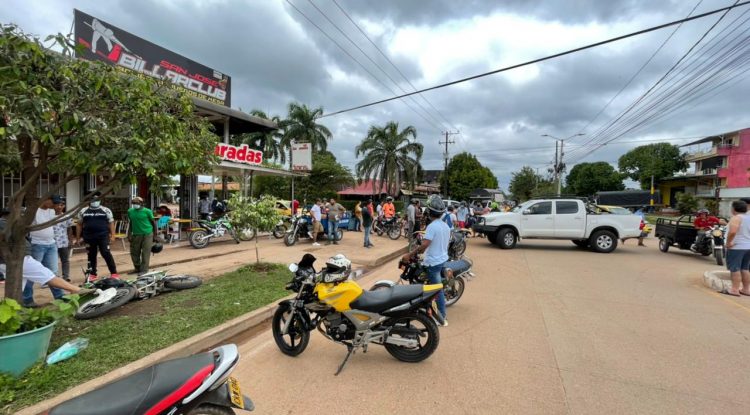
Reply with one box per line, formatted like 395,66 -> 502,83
272,254 -> 442,375
50,344 -> 254,415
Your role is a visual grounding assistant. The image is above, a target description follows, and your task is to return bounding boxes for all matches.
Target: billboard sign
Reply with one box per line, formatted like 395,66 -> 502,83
73,9 -> 231,106
215,143 -> 263,166
291,142 -> 312,171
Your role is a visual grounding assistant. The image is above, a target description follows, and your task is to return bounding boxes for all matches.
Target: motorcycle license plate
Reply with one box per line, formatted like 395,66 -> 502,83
227,377 -> 244,408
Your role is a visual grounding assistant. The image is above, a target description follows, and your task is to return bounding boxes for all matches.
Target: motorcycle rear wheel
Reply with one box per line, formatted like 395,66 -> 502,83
444,277 -> 465,307
385,312 -> 439,363
163,275 -> 203,290
273,225 -> 287,239
75,286 -> 137,319
238,227 -> 256,241
272,306 -> 310,356
189,229 -> 210,249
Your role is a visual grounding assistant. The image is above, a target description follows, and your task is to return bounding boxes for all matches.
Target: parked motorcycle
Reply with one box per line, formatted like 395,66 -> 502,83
49,344 -> 254,415
284,214 -> 342,246
375,216 -> 402,240
272,254 -> 442,375
408,229 -> 469,261
190,216 -> 241,249
75,268 -> 202,319
273,216 -> 292,239
370,254 -> 473,307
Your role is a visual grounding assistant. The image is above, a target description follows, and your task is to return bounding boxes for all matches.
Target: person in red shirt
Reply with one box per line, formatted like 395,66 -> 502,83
692,209 -> 725,250
292,199 -> 300,216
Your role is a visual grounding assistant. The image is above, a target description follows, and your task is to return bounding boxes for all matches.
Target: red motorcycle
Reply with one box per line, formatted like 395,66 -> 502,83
49,344 -> 253,415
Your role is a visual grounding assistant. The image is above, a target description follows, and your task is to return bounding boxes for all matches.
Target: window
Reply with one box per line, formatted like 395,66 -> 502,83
527,201 -> 552,215
556,201 -> 579,214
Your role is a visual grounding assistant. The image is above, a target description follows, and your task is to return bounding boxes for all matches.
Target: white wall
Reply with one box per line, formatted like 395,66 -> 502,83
66,178 -> 80,208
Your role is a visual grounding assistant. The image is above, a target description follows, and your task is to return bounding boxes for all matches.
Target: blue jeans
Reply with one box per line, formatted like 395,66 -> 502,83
25,243 -> 64,304
426,264 -> 446,318
364,225 -> 372,246
328,220 -> 339,241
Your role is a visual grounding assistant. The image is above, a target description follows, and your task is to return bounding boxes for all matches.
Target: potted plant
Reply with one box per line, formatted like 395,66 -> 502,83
0,296 -> 78,376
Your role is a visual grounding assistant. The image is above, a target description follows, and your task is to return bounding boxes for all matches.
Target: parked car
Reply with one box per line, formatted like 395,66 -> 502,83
597,205 -> 652,234
472,198 -> 642,253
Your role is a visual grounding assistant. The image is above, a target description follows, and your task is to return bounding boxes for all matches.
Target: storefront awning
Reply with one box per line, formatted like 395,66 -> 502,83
193,98 -> 277,134
211,160 -> 308,177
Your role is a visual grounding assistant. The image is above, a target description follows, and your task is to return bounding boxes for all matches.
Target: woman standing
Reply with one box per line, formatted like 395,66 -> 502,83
362,200 -> 374,248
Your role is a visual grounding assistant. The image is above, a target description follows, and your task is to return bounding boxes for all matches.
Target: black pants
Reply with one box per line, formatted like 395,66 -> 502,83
85,237 -> 118,276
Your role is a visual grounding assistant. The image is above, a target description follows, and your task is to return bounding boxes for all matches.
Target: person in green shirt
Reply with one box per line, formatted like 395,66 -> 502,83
127,197 -> 157,275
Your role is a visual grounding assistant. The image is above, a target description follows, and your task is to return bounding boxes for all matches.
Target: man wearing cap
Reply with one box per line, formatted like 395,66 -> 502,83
127,196 -> 157,275
24,195 -> 64,306
76,192 -> 119,280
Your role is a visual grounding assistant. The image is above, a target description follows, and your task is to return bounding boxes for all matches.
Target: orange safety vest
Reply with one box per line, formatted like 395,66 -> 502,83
383,203 -> 395,218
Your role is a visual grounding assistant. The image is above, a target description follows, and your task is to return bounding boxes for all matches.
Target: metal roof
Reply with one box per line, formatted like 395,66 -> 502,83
681,130 -> 740,147
192,98 -> 277,134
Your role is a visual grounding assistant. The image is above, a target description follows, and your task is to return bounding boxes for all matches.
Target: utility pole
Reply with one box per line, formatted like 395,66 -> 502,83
439,131 -> 459,197
542,133 -> 584,197
557,139 -> 564,196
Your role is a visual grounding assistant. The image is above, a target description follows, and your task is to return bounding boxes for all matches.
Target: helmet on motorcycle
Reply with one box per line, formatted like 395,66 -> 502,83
151,242 -> 163,254
322,254 -> 351,283
426,195 -> 446,217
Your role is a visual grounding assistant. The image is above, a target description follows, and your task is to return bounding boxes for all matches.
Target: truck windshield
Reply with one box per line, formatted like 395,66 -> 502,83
512,201 -> 534,213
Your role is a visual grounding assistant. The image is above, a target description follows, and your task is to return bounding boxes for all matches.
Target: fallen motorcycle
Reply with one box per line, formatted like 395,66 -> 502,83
190,216 -> 242,249
272,254 -> 442,375
49,344 -> 254,415
75,269 -> 202,319
370,254 -> 473,307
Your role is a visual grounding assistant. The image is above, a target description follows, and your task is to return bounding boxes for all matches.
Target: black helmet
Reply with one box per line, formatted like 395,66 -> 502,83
426,195 -> 446,216
151,242 -> 163,254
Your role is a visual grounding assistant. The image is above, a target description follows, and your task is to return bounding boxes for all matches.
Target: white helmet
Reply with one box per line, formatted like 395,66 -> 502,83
323,254 -> 352,283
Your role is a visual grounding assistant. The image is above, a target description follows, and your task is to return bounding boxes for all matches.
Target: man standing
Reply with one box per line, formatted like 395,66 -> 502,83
725,200 -> 750,296
406,199 -> 417,240
127,197 -> 157,275
76,193 -> 119,280
25,195 -> 64,307
310,198 -> 323,246
52,197 -> 73,282
362,199 -> 374,248
198,194 -> 211,220
457,202 -> 469,229
414,200 -> 423,232
404,195 -> 450,326
326,198 -> 346,245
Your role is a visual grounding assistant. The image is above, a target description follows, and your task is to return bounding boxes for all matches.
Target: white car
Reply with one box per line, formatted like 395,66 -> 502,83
473,198 -> 642,253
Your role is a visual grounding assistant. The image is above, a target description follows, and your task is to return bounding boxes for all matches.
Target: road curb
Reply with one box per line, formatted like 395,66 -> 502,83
19,244 -> 405,415
117,248 -> 247,275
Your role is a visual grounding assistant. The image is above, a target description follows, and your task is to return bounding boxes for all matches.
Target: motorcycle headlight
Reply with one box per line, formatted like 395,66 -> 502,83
712,229 -> 723,237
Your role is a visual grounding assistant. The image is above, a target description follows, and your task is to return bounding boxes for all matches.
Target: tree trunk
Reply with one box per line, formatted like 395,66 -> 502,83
1,226 -> 28,301
255,236 -> 260,264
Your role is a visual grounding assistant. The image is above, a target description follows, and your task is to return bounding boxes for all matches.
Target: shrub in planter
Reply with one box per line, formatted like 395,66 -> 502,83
0,296 -> 79,376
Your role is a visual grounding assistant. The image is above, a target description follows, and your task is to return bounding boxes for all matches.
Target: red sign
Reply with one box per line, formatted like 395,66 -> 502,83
215,143 -> 263,166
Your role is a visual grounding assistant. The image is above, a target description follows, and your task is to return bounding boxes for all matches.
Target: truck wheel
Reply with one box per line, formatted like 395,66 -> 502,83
590,230 -> 617,253
497,229 -> 516,249
658,238 -> 670,253
572,240 -> 589,249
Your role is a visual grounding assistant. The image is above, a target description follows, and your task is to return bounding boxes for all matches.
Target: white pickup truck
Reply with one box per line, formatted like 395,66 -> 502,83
472,198 -> 642,253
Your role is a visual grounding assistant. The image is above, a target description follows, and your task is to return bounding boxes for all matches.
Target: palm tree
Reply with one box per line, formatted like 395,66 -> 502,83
355,122 -> 423,197
281,103 -> 332,162
232,110 -> 285,163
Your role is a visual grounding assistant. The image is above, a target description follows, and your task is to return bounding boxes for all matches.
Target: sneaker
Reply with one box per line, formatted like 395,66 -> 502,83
441,319 -> 449,327
333,241 -> 339,245
308,232 -> 314,239
88,274 -> 99,282
312,242 -> 321,246
110,273 -> 121,279
22,302 -> 40,309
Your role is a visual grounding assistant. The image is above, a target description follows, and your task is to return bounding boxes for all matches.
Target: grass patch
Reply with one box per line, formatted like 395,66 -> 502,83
0,263 -> 289,414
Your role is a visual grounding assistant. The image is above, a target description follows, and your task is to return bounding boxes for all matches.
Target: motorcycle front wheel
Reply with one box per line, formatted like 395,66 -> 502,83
273,225 -> 287,239
284,232 -> 298,247
75,286 -> 137,319
238,227 -> 256,241
387,225 -> 401,240
272,306 -> 310,356
189,229 -> 211,249
385,312 -> 439,363
714,247 -> 725,266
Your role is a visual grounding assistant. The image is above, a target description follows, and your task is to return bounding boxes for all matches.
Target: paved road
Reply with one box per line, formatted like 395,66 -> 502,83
232,237 -> 750,415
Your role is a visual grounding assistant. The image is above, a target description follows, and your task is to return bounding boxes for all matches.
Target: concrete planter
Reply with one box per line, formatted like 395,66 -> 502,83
0,321 -> 56,376
703,270 -> 732,293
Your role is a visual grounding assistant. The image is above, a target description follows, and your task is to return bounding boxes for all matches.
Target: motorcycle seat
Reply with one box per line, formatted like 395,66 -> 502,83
442,259 -> 471,277
351,285 -> 424,313
50,353 -> 215,415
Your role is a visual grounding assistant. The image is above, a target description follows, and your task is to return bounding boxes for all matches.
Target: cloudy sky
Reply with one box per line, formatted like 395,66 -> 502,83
4,0 -> 750,190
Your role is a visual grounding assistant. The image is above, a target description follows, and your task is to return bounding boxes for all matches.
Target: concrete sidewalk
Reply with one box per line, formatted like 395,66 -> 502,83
12,230 -> 408,304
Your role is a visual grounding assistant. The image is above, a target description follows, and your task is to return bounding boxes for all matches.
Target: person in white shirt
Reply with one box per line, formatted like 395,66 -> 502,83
309,199 -> 323,246
726,200 -> 750,296
25,195 -> 64,306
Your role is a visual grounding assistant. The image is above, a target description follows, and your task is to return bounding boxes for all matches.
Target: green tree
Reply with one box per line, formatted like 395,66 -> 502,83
227,194 -> 281,263
565,162 -> 624,196
232,110 -> 284,163
440,152 -> 498,201
281,102 -> 332,164
355,121 -> 423,196
297,151 -> 355,201
509,166 -> 543,202
675,192 -> 699,214
0,25 -> 217,301
618,143 -> 688,189
532,179 -> 557,199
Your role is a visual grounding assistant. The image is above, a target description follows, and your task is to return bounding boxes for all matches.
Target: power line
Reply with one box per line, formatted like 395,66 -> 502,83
284,0 -> 445,131
318,0 -> 750,119
330,0 -> 459,131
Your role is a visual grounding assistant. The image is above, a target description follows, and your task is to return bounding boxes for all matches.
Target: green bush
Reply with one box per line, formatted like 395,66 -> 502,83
675,192 -> 699,214
702,199 -> 719,215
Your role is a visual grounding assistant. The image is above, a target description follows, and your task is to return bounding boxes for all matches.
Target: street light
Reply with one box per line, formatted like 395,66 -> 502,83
540,133 -> 585,196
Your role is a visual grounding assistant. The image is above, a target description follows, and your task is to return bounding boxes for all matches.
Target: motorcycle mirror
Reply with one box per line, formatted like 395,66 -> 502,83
288,263 -> 299,273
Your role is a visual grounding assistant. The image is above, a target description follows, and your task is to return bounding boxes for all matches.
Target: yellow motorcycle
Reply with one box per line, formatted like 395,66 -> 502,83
272,254 -> 443,375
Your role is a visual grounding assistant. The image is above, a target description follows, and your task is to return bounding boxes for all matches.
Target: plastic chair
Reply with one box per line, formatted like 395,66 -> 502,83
113,220 -> 129,250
